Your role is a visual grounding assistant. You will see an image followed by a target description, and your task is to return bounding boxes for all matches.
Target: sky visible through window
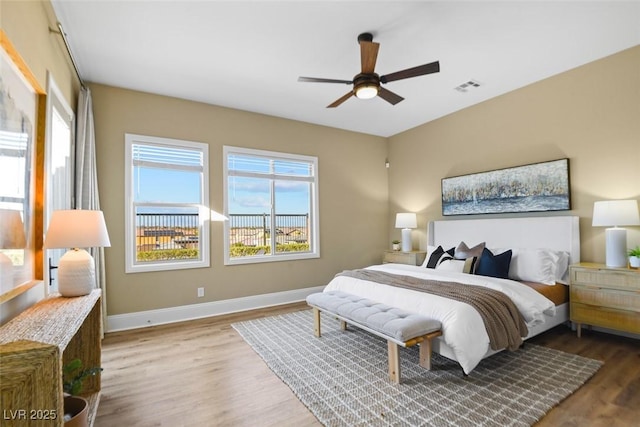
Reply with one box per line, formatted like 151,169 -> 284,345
134,158 -> 311,215
227,154 -> 312,215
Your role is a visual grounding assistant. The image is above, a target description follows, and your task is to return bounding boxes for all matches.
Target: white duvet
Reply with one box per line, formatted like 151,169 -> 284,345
323,263 -> 556,374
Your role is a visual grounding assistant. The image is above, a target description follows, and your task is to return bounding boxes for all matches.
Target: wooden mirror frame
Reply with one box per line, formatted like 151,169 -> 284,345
0,30 -> 46,304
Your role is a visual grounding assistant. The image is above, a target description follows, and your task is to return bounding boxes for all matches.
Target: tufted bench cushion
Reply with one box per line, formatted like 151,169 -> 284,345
306,290 -> 443,383
306,291 -> 441,343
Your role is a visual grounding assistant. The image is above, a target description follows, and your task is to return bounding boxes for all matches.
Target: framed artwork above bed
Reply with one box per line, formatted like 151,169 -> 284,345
441,158 -> 570,216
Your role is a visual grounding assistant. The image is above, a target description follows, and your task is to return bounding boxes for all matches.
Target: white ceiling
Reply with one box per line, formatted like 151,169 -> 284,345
50,1 -> 640,137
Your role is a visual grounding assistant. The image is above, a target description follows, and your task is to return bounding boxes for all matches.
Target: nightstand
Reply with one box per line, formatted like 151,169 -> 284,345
569,263 -> 640,337
383,250 -> 427,266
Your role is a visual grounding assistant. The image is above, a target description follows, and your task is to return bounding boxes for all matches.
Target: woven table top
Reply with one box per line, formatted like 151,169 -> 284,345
0,289 -> 101,350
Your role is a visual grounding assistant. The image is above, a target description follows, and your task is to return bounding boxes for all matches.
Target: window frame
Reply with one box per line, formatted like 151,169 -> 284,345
223,146 -> 320,265
44,73 -> 74,295
125,133 -> 210,273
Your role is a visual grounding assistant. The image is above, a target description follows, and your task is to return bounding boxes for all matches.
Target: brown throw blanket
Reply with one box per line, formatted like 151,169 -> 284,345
336,269 -> 528,351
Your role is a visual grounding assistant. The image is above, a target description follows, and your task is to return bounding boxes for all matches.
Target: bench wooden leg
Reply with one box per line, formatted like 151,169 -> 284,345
340,320 -> 347,331
313,307 -> 321,337
419,338 -> 433,370
388,341 -> 401,384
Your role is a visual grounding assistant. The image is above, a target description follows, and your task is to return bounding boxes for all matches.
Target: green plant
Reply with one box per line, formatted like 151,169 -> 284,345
63,359 -> 102,396
628,246 -> 640,257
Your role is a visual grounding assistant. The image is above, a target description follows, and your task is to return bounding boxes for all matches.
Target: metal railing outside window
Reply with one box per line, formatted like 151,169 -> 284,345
135,212 -> 309,260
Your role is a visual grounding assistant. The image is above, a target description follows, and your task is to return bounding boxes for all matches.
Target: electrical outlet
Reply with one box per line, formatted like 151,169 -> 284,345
197,287 -> 204,298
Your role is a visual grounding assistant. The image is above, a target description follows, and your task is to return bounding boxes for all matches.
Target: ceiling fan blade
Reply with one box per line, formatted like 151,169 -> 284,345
327,92 -> 354,108
360,41 -> 380,74
298,76 -> 353,84
378,87 -> 404,105
380,61 -> 440,84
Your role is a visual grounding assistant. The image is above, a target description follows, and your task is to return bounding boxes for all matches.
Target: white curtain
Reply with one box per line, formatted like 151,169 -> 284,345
75,87 -> 107,331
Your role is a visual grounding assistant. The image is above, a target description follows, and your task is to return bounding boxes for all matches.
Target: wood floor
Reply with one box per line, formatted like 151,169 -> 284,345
95,303 -> 639,427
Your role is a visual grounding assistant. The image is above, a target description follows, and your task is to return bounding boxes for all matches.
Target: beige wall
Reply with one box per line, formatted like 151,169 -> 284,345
388,46 -> 640,263
1,0 -> 80,108
90,84 -> 388,315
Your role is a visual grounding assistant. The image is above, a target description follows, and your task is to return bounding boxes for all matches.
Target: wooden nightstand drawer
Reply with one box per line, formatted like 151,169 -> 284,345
570,302 -> 640,334
571,269 -> 640,292
383,251 -> 426,266
570,286 -> 640,312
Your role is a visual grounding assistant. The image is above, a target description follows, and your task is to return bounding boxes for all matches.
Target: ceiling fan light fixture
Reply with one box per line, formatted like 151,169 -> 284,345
355,85 -> 378,99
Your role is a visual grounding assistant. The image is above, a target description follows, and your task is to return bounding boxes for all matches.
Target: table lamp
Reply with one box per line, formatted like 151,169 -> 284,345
395,213 -> 417,252
0,209 -> 27,293
44,210 -> 111,297
592,200 -> 640,268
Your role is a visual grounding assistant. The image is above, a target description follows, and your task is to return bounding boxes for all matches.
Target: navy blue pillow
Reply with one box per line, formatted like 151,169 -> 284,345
475,248 -> 512,279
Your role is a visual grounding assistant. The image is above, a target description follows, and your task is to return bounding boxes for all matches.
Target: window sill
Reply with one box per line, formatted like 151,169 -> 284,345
224,252 -> 319,266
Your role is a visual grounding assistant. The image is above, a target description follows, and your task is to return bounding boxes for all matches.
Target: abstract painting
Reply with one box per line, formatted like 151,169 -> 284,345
442,159 -> 570,216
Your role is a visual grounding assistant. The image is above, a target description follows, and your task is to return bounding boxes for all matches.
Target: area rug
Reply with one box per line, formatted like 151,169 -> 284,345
232,309 -> 602,427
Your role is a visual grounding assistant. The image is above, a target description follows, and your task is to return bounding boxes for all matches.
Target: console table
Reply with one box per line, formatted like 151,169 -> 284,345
0,290 -> 101,426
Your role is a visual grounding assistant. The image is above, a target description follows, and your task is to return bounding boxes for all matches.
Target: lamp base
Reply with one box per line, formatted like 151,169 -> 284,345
58,249 -> 96,297
605,227 -> 627,268
401,228 -> 413,252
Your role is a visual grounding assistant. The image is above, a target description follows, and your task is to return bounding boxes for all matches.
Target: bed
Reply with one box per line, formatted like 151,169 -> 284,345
324,215 -> 580,374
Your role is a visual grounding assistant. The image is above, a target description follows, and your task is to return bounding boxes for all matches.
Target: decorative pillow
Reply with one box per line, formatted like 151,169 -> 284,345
424,246 -> 454,269
420,245 -> 438,267
463,256 -> 479,274
436,257 -> 478,274
454,241 -> 486,260
475,248 -> 512,279
435,259 -> 465,272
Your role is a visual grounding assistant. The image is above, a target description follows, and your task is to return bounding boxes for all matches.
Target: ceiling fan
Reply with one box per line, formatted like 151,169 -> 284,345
298,32 -> 440,108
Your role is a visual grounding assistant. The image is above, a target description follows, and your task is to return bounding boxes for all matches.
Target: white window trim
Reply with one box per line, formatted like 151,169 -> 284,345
223,145 -> 320,265
125,133 -> 210,273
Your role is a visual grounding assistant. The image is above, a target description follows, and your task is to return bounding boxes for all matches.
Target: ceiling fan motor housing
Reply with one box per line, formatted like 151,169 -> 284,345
357,32 -> 374,44
353,73 -> 380,98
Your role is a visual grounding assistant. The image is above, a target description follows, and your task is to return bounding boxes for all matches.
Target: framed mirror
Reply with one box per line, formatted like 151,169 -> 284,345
0,31 -> 45,301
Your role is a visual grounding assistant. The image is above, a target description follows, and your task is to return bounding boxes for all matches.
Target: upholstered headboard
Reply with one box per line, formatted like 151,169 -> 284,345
428,216 -> 580,265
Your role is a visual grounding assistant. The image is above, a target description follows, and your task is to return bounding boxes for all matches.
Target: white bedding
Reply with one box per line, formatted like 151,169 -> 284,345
323,263 -> 557,374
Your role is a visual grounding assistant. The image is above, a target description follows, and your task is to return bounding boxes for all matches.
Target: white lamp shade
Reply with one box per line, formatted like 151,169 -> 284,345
0,209 -> 27,249
395,213 -> 417,229
45,210 -> 111,249
592,200 -> 640,227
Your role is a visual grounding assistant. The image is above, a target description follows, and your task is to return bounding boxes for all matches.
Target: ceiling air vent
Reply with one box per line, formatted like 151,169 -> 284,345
454,80 -> 481,93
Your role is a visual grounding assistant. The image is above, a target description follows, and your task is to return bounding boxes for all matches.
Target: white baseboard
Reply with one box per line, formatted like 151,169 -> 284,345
106,285 -> 325,332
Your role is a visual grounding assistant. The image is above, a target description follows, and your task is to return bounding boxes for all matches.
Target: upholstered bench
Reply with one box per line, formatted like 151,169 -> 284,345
306,290 -> 442,383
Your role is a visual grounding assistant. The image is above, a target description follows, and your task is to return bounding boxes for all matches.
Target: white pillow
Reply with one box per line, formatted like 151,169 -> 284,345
435,259 -> 466,273
492,248 -> 565,285
554,251 -> 570,284
435,258 -> 478,274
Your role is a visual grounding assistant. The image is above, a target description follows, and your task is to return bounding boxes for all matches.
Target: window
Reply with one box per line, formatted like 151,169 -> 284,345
125,134 -> 209,273
223,146 -> 319,265
44,74 -> 74,294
